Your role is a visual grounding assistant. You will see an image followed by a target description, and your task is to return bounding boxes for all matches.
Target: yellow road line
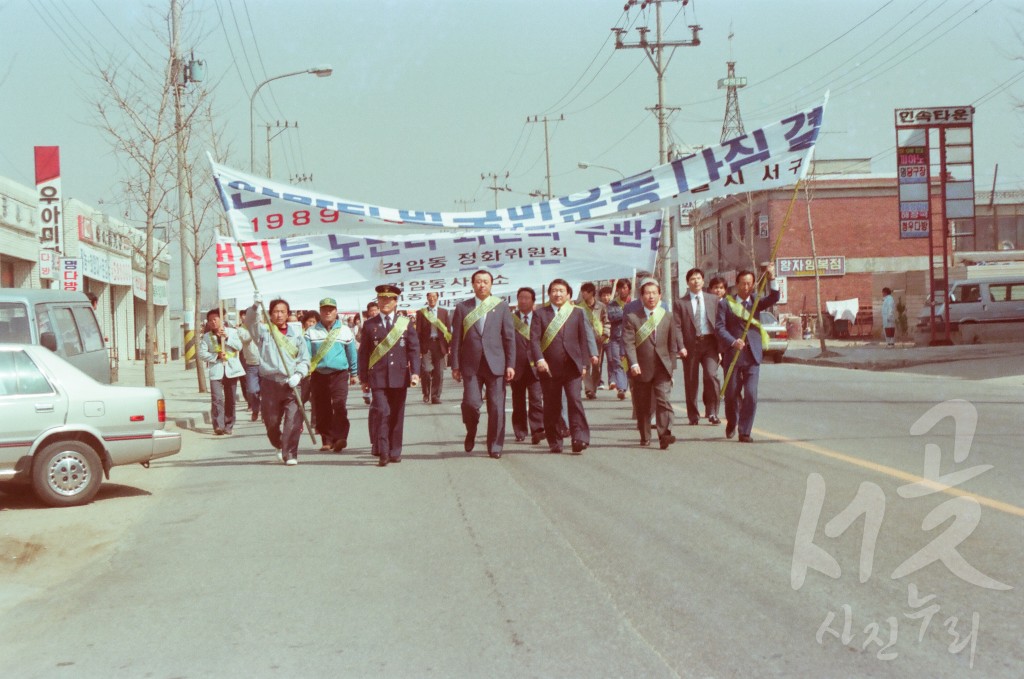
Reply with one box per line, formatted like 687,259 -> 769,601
755,428 -> 1024,518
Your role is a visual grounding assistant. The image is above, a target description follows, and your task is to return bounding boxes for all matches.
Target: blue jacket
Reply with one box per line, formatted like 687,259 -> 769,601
306,320 -> 357,373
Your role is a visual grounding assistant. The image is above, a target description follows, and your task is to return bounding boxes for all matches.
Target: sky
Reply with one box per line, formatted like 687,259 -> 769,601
2,0 -> 1023,305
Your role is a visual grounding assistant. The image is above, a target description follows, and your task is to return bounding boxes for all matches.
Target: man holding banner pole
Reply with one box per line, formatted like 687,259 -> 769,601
357,284 -> 420,467
450,270 -> 516,460
244,295 -> 312,466
415,292 -> 451,405
715,265 -> 780,443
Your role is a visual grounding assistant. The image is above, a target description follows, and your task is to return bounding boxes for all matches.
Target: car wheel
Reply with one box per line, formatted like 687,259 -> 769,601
32,441 -> 103,507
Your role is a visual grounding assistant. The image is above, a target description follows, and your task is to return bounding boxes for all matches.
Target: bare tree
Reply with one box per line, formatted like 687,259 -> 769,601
91,2 -> 210,386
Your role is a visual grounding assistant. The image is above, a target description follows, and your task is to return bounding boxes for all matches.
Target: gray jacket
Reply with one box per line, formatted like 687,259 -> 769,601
243,303 -> 310,382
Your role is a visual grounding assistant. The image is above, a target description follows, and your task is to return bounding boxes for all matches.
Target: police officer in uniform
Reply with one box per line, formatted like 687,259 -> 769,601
357,284 -> 420,467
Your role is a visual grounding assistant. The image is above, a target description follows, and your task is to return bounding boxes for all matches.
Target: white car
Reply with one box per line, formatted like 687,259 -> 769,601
0,344 -> 181,507
758,311 -> 789,363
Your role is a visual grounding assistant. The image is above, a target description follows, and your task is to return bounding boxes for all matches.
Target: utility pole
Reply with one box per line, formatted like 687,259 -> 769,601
454,199 -> 474,211
482,172 -> 511,210
171,0 -> 196,373
264,120 -> 298,179
526,114 -> 564,201
614,0 -> 701,299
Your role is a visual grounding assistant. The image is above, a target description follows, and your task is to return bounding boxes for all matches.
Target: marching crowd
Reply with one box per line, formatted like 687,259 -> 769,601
197,265 -> 779,467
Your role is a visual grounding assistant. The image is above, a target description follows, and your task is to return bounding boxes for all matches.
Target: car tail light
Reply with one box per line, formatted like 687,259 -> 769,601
158,399 -> 167,423
130,415 -> 145,422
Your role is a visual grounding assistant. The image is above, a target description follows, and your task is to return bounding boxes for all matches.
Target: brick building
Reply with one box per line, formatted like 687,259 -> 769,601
688,159 -> 1024,338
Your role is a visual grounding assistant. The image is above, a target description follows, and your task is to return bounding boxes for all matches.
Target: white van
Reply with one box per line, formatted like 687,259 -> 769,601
0,289 -> 111,383
917,276 -> 1024,341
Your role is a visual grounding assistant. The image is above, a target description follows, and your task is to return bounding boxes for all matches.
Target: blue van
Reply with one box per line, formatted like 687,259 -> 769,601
0,289 -> 111,383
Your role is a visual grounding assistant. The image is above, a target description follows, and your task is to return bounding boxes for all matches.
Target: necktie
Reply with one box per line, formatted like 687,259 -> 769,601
384,315 -> 392,332
695,294 -> 704,332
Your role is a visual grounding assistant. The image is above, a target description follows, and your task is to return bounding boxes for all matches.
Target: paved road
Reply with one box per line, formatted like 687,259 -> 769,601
1,352 -> 1021,678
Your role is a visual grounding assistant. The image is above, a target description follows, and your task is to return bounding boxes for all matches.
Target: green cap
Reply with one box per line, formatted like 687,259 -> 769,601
319,297 -> 338,309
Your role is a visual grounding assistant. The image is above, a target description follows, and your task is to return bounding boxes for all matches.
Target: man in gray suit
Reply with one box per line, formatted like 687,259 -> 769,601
624,278 -> 681,449
673,267 -> 722,426
450,270 -> 516,459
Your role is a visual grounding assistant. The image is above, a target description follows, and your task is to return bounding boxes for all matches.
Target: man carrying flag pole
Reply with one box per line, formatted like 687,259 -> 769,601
358,284 -> 420,467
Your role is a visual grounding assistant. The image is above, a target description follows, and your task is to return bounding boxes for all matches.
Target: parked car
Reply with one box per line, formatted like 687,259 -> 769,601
0,289 -> 110,383
0,344 -> 180,507
916,276 -> 1024,334
759,311 -> 789,363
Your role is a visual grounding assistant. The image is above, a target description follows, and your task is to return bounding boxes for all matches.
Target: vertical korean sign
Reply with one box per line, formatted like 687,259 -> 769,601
894,128 -> 930,239
34,146 -> 62,251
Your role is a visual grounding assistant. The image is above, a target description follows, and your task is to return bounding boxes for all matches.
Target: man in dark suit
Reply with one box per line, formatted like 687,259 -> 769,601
673,267 -> 722,426
357,284 -> 420,466
510,287 -> 545,445
715,265 -> 780,443
450,269 -> 516,459
624,278 -> 681,449
415,291 -> 450,405
531,278 -> 593,454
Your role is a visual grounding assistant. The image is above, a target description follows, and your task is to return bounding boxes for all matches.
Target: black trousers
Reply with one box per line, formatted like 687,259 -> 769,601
683,335 -> 721,420
511,372 -> 544,439
310,369 -> 351,446
540,371 -> 589,446
260,378 -> 304,459
461,368 -> 507,455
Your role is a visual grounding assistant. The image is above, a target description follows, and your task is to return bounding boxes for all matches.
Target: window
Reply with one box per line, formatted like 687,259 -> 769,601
72,306 -> 104,352
726,221 -> 733,245
739,216 -> 746,240
49,307 -> 84,356
0,302 -> 31,343
953,284 -> 980,303
0,350 -> 54,396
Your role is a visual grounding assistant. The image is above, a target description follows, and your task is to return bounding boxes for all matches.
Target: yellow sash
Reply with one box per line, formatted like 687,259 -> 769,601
308,326 -> 342,375
541,302 -> 574,352
207,333 -> 238,360
268,324 -> 298,359
368,316 -> 411,369
726,295 -> 770,348
462,296 -> 502,338
512,312 -> 531,341
634,306 -> 665,346
582,303 -> 604,342
421,307 -> 452,342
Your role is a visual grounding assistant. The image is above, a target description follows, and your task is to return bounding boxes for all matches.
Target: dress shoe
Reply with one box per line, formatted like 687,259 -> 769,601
378,454 -> 389,467
639,438 -> 650,447
708,415 -> 721,425
363,396 -> 371,405
585,392 -> 596,400
423,395 -> 430,403
688,418 -> 699,426
250,411 -> 259,422
659,434 -> 676,450
332,438 -> 347,453
739,434 -> 754,443
213,429 -> 225,436
550,444 -> 563,453
464,428 -> 477,453
515,435 -> 526,442
571,440 -> 588,454
489,451 -> 502,459
726,422 -> 736,439
617,390 -> 626,400
557,427 -> 570,439
531,431 -> 545,445
431,397 -> 441,404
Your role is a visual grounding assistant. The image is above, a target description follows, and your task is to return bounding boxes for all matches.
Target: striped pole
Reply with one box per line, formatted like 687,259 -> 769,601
183,324 -> 196,369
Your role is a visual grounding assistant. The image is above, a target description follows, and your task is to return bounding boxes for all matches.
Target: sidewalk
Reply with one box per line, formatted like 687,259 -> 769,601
783,337 -> 1024,371
114,361 -> 220,431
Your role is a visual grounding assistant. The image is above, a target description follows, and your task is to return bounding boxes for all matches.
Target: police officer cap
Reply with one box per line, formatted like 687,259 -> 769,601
375,284 -> 402,298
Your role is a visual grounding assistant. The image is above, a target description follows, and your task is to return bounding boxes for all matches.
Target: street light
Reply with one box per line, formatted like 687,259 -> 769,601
577,161 -> 625,180
249,66 -> 333,173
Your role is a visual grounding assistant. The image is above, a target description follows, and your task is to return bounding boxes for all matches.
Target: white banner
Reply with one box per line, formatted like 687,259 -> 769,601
77,242 -> 133,286
215,215 -> 660,310
212,99 -> 826,240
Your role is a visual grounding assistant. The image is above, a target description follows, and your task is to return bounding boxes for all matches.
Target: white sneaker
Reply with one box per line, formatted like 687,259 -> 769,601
277,452 -> 284,462
285,458 -> 298,466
